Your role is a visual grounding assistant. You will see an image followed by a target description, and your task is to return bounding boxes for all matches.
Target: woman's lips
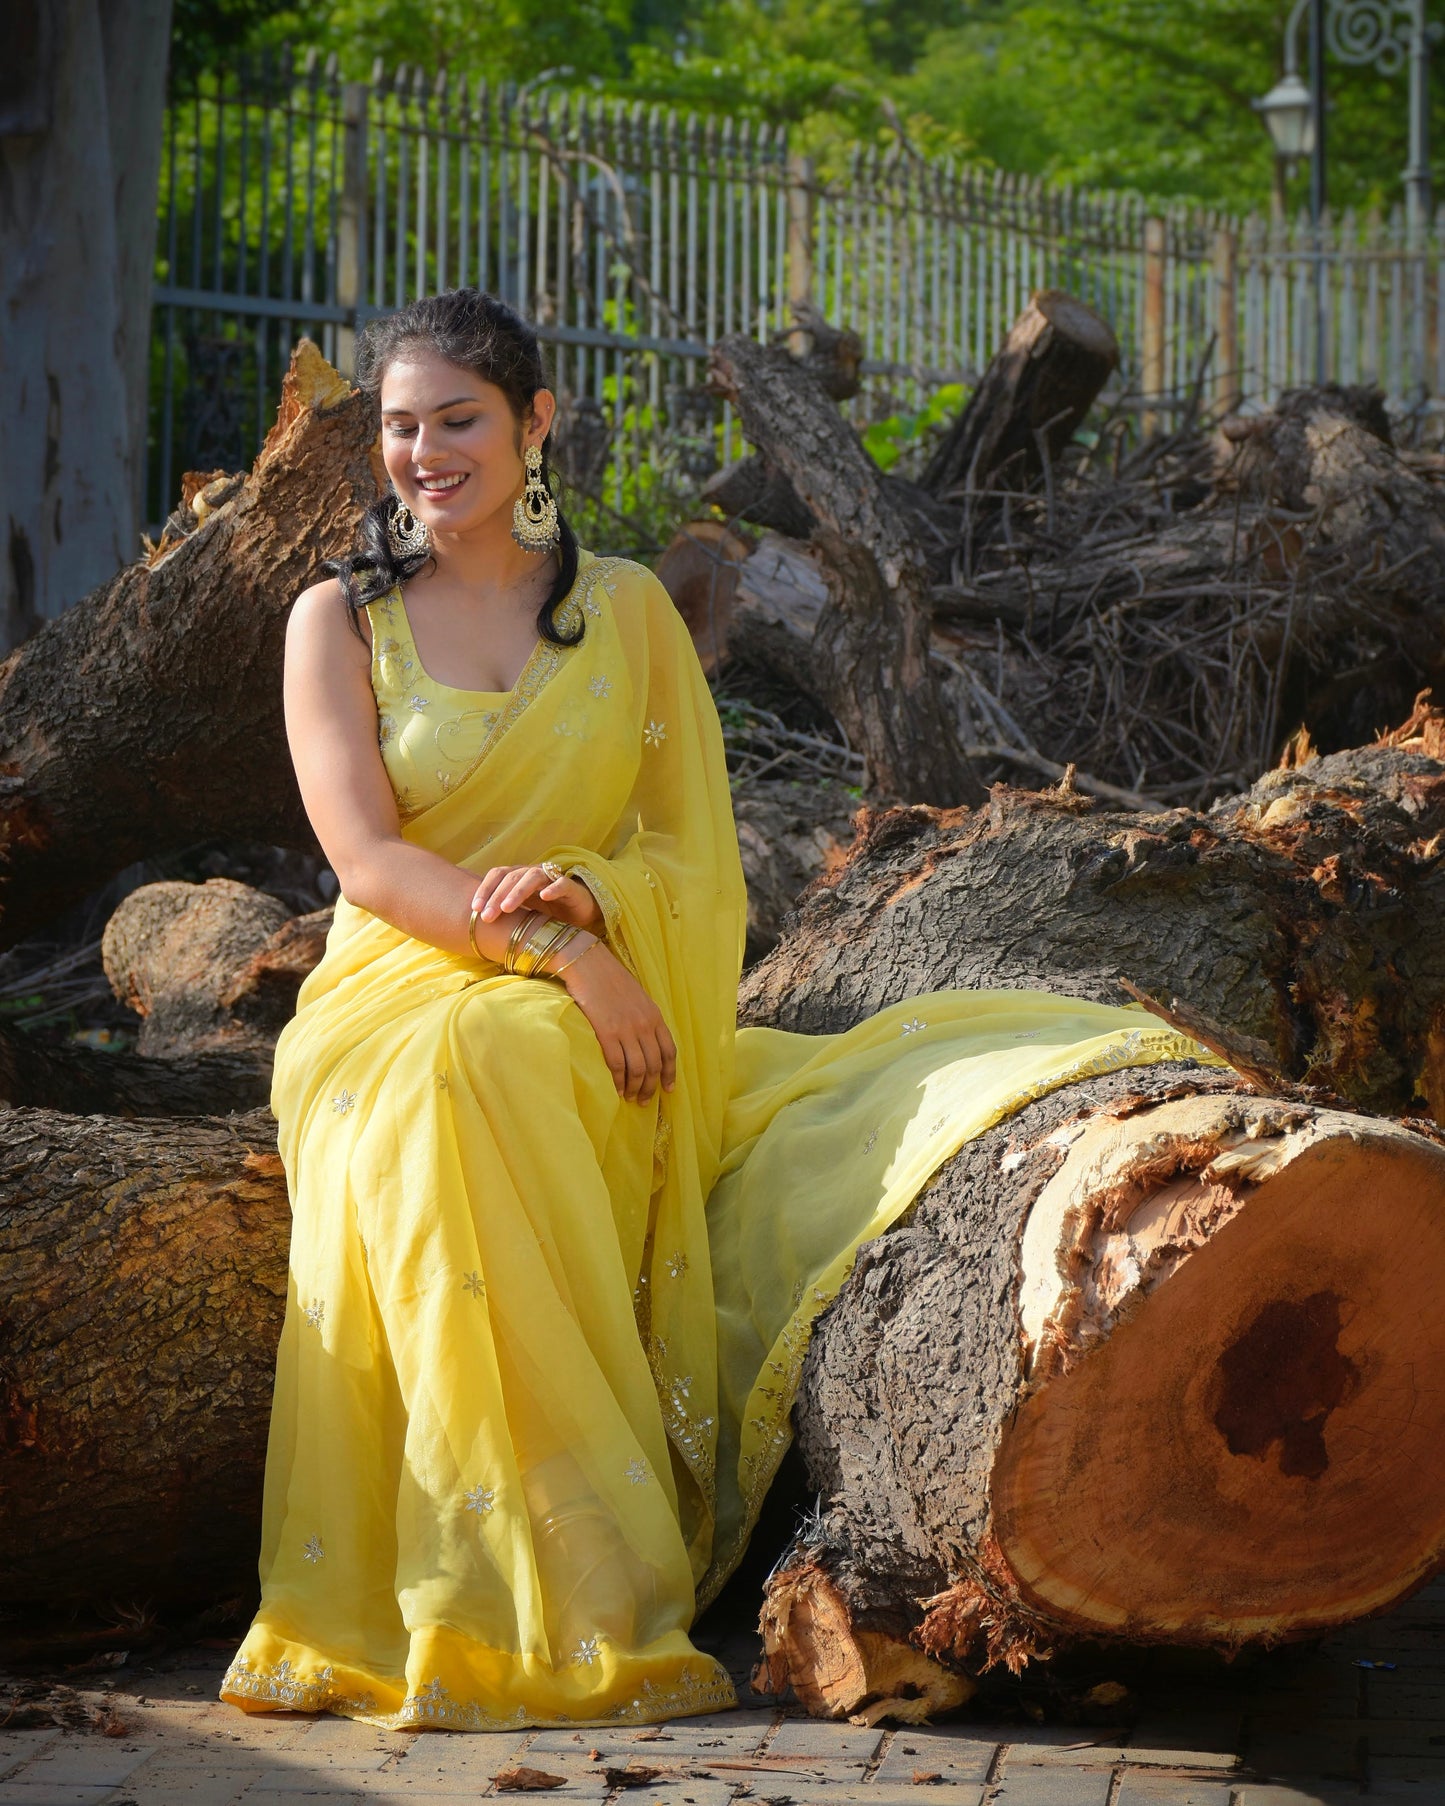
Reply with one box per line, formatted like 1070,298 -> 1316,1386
415,472 -> 470,495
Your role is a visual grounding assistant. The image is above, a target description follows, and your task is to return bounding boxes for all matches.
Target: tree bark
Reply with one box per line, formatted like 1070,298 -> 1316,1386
758,1064 -> 1445,1720
0,340 -> 378,950
740,742 -> 1445,1123
0,0 -> 173,646
0,1107 -> 287,1609
921,290 -> 1119,502
708,335 -> 982,807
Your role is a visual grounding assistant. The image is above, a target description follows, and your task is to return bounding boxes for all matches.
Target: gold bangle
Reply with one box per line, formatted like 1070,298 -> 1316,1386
505,910 -> 542,973
535,925 -> 580,976
516,917 -> 570,978
468,905 -> 484,959
551,930 -> 597,978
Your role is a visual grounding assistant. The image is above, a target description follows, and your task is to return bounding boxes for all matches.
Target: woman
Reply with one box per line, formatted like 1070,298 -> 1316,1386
222,288 -> 1213,1732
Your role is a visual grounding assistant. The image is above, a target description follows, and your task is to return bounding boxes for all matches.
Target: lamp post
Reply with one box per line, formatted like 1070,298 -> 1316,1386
1255,0 -> 1434,390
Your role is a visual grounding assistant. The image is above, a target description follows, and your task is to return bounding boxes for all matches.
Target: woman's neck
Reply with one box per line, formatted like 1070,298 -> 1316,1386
424,508 -> 550,605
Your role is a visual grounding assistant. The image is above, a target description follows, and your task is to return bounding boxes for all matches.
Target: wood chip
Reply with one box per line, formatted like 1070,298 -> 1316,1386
913,1772 -> 944,1786
493,1767 -> 568,1792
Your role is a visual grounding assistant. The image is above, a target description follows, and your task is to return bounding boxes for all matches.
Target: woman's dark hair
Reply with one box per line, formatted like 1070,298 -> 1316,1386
330,288 -> 581,647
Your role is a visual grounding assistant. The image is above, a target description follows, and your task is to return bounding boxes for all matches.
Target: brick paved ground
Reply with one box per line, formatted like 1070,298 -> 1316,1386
5,1576 -> 1445,1805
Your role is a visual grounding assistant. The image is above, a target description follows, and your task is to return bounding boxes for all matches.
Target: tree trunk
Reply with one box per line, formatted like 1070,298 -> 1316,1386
708,335 -> 982,808
0,340 -> 378,950
740,741 -> 1445,1123
920,290 -> 1119,503
0,0 -> 173,647
757,1063 -> 1445,1720
0,1107 -> 287,1609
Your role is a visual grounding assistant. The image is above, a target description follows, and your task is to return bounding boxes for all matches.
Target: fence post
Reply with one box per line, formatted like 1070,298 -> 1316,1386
1141,215 -> 1167,435
1214,226 -> 1239,414
336,81 -> 369,376
786,151 -> 814,357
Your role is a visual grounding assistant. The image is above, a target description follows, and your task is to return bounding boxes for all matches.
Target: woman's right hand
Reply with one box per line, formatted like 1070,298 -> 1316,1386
560,942 -> 677,1103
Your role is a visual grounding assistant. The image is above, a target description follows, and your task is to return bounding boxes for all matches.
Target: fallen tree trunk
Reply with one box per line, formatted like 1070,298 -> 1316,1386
708,336 -> 983,807
741,739 -> 1445,1123
757,1063 -> 1445,1720
0,340 -> 378,950
0,1107 -> 287,1607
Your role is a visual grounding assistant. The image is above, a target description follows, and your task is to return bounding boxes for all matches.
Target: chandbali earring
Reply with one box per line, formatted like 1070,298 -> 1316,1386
511,445 -> 561,554
386,495 -> 429,562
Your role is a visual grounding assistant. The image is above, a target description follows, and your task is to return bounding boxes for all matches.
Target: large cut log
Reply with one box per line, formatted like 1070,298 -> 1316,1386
756,1062 -> 1445,1719
0,1107 -> 287,1607
8,735 -> 1445,1633
741,740 -> 1445,1122
921,290 -> 1119,502
708,335 -> 983,807
0,340 -> 378,950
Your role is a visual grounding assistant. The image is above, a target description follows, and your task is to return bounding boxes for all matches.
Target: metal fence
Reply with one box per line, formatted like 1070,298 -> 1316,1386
150,48 -> 1445,532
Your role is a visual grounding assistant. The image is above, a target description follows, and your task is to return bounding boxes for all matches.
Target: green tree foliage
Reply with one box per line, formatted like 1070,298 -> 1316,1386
169,0 -> 1442,215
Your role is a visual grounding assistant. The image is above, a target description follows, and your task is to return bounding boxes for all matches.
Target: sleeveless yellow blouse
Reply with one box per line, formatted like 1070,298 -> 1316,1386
366,586 -> 509,821
222,553 -> 1218,1733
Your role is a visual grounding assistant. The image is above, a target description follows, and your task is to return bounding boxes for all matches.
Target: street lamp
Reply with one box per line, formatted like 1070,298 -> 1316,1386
1255,70 -> 1316,167
1256,0 -> 1434,392
1257,0 -> 1433,233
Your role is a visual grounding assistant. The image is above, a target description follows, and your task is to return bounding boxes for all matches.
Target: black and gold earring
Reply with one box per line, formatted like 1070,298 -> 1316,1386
511,446 -> 560,554
386,496 -> 429,562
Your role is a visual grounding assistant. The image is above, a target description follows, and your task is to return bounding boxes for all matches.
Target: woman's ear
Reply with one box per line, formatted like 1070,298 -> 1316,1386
528,389 -> 558,447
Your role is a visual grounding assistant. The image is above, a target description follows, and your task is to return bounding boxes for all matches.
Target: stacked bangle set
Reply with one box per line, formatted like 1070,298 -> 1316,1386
469,904 -> 597,980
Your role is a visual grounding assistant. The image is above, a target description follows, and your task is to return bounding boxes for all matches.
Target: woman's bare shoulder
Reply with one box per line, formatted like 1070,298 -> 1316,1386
288,577 -> 372,658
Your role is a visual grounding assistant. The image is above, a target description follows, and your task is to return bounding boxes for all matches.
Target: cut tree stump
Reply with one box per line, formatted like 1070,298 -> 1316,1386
0,340 -> 379,950
921,290 -> 1119,502
757,1063 -> 1445,1719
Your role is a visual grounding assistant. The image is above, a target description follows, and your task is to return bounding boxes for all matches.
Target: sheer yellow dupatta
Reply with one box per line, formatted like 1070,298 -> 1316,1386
272,552 -> 749,1594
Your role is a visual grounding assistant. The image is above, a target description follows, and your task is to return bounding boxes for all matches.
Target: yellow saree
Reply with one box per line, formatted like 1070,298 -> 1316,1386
222,552 -> 1215,1730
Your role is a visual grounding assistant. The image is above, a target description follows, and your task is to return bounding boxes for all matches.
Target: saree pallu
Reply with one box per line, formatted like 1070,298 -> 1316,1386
222,554 -> 1215,1730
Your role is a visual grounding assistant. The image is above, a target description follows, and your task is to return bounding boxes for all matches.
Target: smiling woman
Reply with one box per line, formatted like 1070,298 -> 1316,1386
221,286 -> 1219,1735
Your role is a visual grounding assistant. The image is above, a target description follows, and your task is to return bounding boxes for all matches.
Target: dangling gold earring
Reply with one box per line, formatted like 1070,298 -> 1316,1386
511,445 -> 560,554
387,496 -> 429,562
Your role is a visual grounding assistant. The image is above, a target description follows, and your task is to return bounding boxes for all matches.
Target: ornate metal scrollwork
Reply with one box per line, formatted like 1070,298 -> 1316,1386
1325,0 -> 1415,75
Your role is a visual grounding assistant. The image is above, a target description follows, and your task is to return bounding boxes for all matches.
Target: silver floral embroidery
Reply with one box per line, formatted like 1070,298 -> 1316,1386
303,1300 -> 325,1329
409,694 -> 431,713
643,720 -> 667,747
664,1250 -> 688,1280
671,1374 -> 693,1403
572,1636 -> 602,1666
864,1128 -> 879,1152
377,713 -> 397,747
901,1017 -> 926,1036
588,673 -> 612,698
436,1072 -> 449,1090
302,1536 -> 324,1563
626,1458 -> 650,1486
332,1089 -> 357,1114
930,1116 -> 947,1135
462,1269 -> 485,1298
464,1483 -> 496,1515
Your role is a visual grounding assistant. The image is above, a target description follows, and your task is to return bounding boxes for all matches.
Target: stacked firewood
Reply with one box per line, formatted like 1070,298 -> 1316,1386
7,308 -> 1445,1724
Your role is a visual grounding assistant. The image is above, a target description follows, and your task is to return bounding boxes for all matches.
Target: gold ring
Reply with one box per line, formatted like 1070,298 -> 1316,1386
541,860 -> 566,884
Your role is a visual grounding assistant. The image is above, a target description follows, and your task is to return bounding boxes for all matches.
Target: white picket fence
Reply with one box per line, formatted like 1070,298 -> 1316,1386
150,48 -> 1445,527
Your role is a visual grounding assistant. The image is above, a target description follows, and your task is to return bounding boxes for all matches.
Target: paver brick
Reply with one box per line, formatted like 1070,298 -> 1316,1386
1121,1747 -> 1239,1770
1114,1776 -> 1232,1806
10,1744 -> 155,1788
987,1767 -> 1113,1806
104,1772 -> 256,1806
0,1786 -> 113,1806
873,1726 -> 997,1786
766,1723 -> 884,1767
1233,1786 -> 1361,1806
0,1738 -> 58,1784
1000,1734 -> 1124,1768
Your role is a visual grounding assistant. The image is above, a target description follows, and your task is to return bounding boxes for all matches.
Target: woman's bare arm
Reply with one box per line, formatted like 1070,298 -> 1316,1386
284,580 -> 516,961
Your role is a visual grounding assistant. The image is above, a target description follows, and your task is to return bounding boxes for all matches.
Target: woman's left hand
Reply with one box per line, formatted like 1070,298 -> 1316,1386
471,864 -> 603,930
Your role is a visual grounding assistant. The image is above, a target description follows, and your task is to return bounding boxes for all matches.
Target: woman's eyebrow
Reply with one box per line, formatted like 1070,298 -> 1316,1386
381,396 -> 482,416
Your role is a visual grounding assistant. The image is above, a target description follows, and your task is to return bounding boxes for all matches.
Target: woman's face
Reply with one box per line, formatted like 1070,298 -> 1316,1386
378,347 -> 555,540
